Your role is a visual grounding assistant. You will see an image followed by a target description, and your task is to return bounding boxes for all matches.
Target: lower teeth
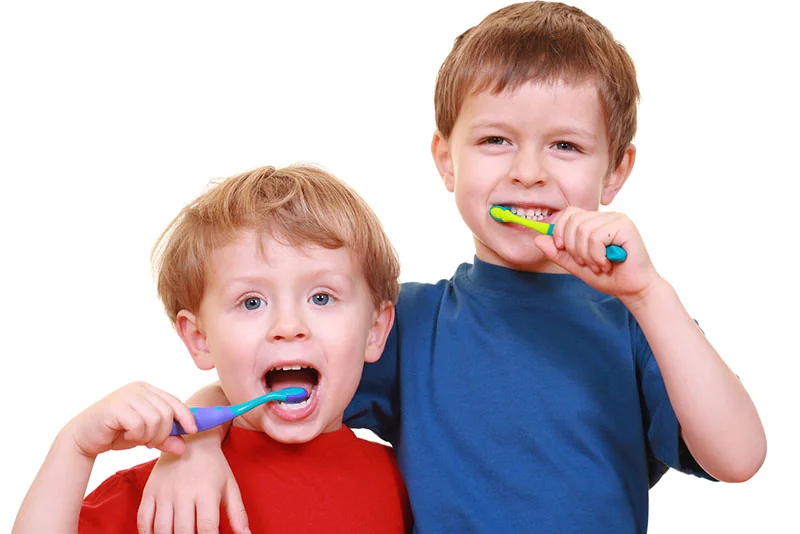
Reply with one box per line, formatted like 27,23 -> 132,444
279,397 -> 311,409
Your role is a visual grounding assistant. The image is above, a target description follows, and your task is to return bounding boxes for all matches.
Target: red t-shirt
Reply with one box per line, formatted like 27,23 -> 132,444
79,426 -> 412,533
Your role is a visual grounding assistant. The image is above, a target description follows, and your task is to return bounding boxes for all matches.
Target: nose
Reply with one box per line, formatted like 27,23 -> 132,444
267,303 -> 309,342
509,145 -> 548,188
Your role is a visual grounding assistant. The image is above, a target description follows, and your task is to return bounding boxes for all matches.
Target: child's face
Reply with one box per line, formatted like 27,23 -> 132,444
178,230 -> 391,443
433,80 -> 634,272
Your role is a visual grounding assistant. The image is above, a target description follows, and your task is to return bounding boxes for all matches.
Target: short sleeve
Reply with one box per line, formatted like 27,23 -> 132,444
344,320 -> 401,444
79,463 -> 153,534
632,318 -> 716,485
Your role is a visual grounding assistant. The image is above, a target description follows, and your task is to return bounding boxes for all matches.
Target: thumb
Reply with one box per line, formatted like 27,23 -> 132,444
533,235 -> 585,277
154,436 -> 187,456
224,480 -> 250,534
533,235 -> 558,258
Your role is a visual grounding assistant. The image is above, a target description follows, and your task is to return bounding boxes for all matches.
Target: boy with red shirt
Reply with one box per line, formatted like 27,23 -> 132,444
13,164 -> 412,533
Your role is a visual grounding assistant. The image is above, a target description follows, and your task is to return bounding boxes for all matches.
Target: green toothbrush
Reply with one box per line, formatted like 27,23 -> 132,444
489,205 -> 627,263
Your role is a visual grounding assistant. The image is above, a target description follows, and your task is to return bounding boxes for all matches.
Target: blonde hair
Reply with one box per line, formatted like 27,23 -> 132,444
152,164 -> 400,324
434,1 -> 639,169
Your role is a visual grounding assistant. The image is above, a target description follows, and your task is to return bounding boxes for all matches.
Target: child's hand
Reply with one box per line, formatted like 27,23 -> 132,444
65,381 -> 197,459
534,207 -> 661,300
138,443 -> 250,534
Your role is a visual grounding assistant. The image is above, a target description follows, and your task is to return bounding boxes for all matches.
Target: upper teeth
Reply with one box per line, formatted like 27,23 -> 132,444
508,206 -> 552,221
272,364 -> 313,372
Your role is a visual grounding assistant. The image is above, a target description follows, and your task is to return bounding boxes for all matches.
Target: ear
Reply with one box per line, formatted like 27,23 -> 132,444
363,301 -> 395,364
601,143 -> 636,205
175,310 -> 216,371
431,130 -> 456,192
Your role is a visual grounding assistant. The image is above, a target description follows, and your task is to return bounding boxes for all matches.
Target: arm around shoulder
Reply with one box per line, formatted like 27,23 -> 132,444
138,381 -> 252,534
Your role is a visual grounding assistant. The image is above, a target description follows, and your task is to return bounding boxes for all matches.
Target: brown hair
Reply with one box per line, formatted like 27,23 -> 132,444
434,1 -> 639,169
152,164 -> 400,324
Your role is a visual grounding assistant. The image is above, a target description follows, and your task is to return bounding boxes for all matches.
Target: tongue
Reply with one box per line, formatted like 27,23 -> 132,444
267,369 -> 316,394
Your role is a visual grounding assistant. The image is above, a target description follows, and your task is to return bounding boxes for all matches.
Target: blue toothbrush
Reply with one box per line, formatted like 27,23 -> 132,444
170,387 -> 309,435
489,205 -> 627,262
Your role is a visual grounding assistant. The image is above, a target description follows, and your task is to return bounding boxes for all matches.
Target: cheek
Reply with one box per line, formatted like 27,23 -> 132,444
209,327 -> 257,368
555,164 -> 606,208
321,313 -> 372,357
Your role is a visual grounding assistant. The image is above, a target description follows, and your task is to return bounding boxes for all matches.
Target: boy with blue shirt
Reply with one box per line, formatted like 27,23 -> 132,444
139,2 -> 765,532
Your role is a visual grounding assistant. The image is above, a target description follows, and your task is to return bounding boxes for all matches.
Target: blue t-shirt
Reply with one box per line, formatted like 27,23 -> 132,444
345,258 -> 711,533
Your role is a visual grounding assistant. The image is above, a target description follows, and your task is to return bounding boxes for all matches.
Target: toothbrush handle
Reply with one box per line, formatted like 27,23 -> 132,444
170,406 -> 236,436
605,244 -> 627,263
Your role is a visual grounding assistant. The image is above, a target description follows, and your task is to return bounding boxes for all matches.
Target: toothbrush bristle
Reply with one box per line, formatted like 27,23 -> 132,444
489,205 -> 509,221
284,388 -> 310,403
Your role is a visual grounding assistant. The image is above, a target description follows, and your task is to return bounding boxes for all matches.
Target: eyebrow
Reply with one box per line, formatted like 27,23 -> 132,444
221,270 -> 355,290
467,121 -> 598,143
468,121 -> 514,133
549,126 -> 598,142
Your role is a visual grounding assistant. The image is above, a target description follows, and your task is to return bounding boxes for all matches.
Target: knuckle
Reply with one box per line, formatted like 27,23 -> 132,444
197,518 -> 218,533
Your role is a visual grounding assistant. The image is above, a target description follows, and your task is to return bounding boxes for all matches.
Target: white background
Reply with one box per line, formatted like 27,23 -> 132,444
2,0 -> 798,531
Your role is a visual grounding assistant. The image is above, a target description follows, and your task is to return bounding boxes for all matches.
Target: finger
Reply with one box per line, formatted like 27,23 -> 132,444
223,480 -> 250,534
173,500 -> 196,534
137,495 -> 156,534
533,235 -> 558,257
112,386 -> 164,445
115,404 -> 149,445
142,383 -> 197,435
126,395 -> 166,446
153,502 -> 174,534
141,391 -> 188,448
535,235 -> 592,278
591,219 -> 622,272
561,209 -> 593,267
196,496 -> 221,534
551,207 -> 575,249
575,215 -> 612,273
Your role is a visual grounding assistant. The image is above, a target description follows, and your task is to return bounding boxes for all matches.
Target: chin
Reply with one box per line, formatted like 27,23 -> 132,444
265,422 -> 323,444
482,244 -> 549,271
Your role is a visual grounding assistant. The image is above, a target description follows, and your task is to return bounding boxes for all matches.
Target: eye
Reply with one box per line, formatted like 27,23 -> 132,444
553,141 -> 578,151
241,297 -> 265,311
483,136 -> 510,146
309,293 -> 334,306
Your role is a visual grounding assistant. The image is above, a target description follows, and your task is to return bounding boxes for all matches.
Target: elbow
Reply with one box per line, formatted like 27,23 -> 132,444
714,435 -> 767,483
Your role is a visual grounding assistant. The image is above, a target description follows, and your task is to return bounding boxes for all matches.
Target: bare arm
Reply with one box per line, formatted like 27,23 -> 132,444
14,383 -> 195,534
622,279 -> 766,482
138,382 -> 250,534
536,207 -> 766,483
13,428 -> 95,534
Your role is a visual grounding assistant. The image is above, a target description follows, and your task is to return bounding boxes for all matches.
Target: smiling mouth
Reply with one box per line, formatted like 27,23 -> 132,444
265,365 -> 320,409
500,205 -> 554,222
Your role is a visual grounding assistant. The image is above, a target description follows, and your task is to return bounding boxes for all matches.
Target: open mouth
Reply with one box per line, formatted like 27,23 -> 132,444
265,364 -> 320,410
501,205 -> 554,222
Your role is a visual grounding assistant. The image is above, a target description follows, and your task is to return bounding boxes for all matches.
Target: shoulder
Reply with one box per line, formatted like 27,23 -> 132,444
84,459 -> 156,502
349,433 -> 394,454
79,459 -> 157,531
347,436 -> 406,487
396,265 -> 465,314
398,279 -> 450,302
347,435 -> 399,466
